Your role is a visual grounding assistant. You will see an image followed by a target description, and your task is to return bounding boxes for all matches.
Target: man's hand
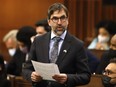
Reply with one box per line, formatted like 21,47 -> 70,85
52,74 -> 67,84
31,71 -> 42,82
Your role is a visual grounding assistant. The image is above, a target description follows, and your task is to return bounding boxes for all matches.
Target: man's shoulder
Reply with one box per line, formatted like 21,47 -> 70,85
69,34 -> 84,45
35,32 -> 50,40
65,33 -> 84,49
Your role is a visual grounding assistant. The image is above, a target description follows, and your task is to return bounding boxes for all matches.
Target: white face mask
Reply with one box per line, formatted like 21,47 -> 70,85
98,35 -> 110,43
8,48 -> 16,57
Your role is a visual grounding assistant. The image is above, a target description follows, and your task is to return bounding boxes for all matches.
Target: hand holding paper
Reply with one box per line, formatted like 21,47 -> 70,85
52,74 -> 68,84
31,60 -> 60,81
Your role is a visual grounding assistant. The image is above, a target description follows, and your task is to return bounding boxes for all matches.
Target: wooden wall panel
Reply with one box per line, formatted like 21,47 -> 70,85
0,0 -> 64,61
64,0 -> 116,47
0,0 -> 116,61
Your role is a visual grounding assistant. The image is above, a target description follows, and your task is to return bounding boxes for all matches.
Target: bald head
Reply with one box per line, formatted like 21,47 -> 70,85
110,34 -> 116,50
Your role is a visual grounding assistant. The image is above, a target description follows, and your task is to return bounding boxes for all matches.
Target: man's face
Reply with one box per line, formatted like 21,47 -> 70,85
48,9 -> 68,36
98,27 -> 110,37
105,63 -> 116,84
36,26 -> 47,35
110,35 -> 116,50
17,41 -> 28,53
5,38 -> 17,49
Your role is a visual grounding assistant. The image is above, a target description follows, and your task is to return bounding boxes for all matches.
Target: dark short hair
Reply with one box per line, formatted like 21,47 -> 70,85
47,3 -> 69,19
35,19 -> 51,32
110,58 -> 116,63
16,26 -> 36,50
95,20 -> 116,35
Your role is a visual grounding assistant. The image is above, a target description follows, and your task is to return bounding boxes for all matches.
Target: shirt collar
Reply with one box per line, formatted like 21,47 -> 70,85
51,30 -> 67,40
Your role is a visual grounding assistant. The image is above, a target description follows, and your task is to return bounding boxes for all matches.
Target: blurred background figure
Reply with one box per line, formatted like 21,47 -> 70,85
88,20 -> 116,50
102,58 -> 116,87
3,30 -> 19,57
0,54 -> 11,87
16,26 -> 36,61
3,29 -> 26,76
35,19 -> 51,35
96,34 -> 116,74
31,19 -> 51,42
86,49 -> 100,74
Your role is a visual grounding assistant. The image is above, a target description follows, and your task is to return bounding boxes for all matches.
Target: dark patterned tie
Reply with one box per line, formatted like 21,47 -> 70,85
50,37 -> 61,63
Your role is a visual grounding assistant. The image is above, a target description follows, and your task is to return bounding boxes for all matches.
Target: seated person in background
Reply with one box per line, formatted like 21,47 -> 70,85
35,19 -> 51,35
102,58 -> 116,87
3,29 -> 19,57
3,29 -> 26,76
31,19 -> 51,42
16,26 -> 36,61
88,20 -> 116,50
96,34 -> 116,74
0,54 -> 11,87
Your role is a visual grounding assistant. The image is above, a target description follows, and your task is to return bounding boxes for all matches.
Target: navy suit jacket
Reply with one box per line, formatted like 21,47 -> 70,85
22,31 -> 91,87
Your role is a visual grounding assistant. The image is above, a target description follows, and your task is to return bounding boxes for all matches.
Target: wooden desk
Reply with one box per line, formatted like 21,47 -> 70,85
9,74 -> 104,87
89,49 -> 105,60
8,75 -> 32,87
77,74 -> 104,87
14,76 -> 32,87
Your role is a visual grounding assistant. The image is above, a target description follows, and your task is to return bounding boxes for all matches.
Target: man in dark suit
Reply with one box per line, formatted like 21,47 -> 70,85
22,3 -> 91,87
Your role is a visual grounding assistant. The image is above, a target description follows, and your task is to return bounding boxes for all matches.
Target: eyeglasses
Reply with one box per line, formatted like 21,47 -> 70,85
103,70 -> 115,75
50,15 -> 67,23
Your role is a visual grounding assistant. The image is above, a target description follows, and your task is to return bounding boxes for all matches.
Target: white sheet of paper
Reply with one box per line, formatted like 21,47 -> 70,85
31,60 -> 60,81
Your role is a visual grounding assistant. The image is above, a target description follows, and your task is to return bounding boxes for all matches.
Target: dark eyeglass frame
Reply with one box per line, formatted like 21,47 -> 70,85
50,15 -> 67,23
103,70 -> 116,75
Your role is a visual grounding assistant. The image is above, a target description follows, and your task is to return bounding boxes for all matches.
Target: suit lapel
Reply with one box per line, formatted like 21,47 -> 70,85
56,32 -> 72,65
41,33 -> 51,63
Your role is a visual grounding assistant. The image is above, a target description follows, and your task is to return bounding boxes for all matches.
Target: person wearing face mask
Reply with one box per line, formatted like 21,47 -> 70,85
88,20 -> 116,50
3,30 -> 19,57
96,34 -> 116,74
102,58 -> 116,87
16,26 -> 37,62
3,29 -> 26,76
